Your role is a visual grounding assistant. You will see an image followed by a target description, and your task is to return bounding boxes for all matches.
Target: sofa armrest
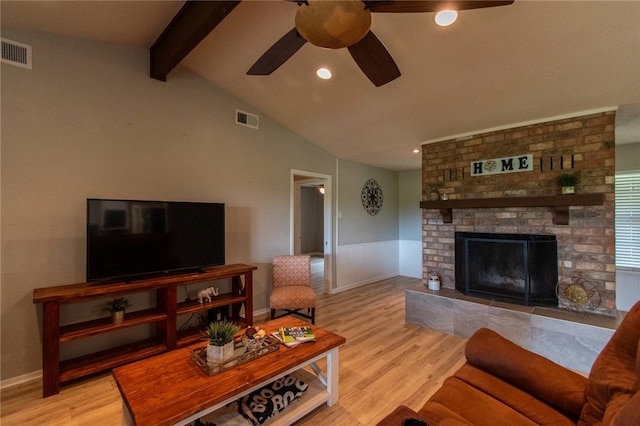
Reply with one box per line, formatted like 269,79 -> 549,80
465,328 -> 589,418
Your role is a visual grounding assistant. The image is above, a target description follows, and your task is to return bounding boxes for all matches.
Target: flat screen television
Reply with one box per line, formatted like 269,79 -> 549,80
86,199 -> 225,283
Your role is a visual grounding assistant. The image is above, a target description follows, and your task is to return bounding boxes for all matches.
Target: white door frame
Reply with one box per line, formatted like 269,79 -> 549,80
291,169 -> 333,294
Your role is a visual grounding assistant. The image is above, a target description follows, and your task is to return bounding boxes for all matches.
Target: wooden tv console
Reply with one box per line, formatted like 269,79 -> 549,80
32,263 -> 256,397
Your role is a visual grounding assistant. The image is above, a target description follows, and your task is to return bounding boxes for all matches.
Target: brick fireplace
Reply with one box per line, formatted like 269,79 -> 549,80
421,110 -> 616,316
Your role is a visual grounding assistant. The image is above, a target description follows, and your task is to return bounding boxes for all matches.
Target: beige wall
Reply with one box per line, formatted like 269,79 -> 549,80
337,159 -> 399,245
1,27 -> 408,382
616,142 -> 640,172
0,29 -> 343,380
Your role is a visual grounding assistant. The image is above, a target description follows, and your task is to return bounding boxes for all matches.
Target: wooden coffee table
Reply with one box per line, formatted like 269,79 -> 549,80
112,317 -> 346,426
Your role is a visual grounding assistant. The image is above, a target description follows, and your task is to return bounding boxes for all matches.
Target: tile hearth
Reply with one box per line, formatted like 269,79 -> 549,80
406,285 -> 622,374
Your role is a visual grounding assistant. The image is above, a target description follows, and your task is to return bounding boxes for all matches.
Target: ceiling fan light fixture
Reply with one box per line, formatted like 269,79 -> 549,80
435,10 -> 458,27
316,67 -> 332,79
295,0 -> 371,49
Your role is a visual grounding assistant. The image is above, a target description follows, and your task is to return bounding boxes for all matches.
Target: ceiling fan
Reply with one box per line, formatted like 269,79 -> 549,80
247,0 -> 514,87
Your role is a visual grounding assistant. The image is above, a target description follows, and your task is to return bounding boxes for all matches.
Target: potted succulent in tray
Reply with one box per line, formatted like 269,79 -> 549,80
558,172 -> 580,195
105,297 -> 131,324
203,320 -> 240,364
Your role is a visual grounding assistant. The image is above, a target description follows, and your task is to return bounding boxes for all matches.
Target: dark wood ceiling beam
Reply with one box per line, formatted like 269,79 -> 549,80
150,1 -> 241,81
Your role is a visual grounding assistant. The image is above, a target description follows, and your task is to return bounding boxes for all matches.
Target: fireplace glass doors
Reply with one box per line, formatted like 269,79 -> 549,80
455,232 -> 558,307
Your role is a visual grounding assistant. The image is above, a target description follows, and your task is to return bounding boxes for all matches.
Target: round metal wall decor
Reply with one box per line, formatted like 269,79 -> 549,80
361,178 -> 383,216
556,276 -> 601,313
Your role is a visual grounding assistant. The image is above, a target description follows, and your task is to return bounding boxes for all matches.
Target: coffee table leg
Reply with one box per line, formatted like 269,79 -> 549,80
326,347 -> 340,406
122,401 -> 134,425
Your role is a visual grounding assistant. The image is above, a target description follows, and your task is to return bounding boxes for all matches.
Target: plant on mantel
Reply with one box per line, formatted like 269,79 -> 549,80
557,172 -> 580,194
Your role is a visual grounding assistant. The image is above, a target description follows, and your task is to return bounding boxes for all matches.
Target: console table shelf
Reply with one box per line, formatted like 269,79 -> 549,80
59,338 -> 168,383
59,308 -> 167,342
420,194 -> 605,225
33,263 -> 256,397
176,293 -> 246,316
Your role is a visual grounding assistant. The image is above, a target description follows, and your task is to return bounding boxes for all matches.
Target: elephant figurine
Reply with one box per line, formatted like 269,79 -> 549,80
197,287 -> 219,303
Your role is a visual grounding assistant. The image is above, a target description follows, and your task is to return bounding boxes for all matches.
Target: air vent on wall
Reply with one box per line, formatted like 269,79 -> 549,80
1,38 -> 32,69
235,109 -> 259,129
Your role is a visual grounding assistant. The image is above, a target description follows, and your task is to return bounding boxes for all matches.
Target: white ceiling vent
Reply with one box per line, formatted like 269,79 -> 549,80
235,109 -> 259,129
1,38 -> 32,69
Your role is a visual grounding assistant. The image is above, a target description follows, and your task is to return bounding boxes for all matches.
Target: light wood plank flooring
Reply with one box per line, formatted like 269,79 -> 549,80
1,276 -> 467,426
310,254 -> 324,294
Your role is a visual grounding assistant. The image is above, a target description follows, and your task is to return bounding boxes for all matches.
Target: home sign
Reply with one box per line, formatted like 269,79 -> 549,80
470,154 -> 533,177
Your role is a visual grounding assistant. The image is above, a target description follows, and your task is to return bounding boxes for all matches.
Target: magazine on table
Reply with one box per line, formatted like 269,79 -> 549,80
271,326 -> 316,347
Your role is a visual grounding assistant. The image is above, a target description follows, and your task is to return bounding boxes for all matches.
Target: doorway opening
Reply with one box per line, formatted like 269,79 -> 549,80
291,170 -> 333,295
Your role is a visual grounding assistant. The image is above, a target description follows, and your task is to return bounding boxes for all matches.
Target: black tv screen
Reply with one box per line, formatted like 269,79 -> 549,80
87,199 -> 225,283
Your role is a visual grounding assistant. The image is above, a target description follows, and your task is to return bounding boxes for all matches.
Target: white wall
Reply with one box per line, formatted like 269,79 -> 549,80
616,269 -> 640,311
336,240 -> 400,292
615,142 -> 640,312
399,169 -> 423,278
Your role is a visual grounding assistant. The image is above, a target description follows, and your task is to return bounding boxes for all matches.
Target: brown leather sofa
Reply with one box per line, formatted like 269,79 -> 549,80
378,301 -> 640,426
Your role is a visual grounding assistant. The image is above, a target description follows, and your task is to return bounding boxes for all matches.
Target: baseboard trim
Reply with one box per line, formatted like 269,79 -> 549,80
1,370 -> 42,390
331,273 -> 398,294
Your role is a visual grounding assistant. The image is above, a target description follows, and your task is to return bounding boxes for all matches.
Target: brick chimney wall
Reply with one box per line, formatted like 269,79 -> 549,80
421,111 -> 616,316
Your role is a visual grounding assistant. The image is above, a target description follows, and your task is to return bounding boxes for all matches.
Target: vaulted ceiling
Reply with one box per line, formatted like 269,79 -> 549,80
2,1 -> 639,171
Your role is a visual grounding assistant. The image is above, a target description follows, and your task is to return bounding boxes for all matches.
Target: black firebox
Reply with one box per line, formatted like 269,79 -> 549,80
455,232 -> 558,307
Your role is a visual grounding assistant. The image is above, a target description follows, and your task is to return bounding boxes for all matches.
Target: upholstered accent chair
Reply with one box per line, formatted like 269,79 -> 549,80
269,255 -> 316,324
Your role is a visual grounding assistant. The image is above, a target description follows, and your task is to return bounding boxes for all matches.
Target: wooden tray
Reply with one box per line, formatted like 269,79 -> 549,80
190,335 -> 280,376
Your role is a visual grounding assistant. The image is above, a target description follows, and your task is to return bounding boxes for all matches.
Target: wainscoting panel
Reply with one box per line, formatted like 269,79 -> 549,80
399,239 -> 422,279
335,240 -> 399,292
616,269 -> 640,312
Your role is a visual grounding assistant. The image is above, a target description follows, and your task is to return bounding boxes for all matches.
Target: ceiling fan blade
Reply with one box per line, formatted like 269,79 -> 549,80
348,31 -> 401,87
365,1 -> 514,13
247,28 -> 307,75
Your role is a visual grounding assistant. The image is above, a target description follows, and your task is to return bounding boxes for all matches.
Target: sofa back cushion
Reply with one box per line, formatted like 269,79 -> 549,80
579,301 -> 640,425
465,328 -> 588,420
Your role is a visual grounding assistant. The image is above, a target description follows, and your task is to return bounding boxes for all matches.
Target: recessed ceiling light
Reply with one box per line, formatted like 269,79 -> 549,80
435,10 -> 457,27
316,67 -> 332,79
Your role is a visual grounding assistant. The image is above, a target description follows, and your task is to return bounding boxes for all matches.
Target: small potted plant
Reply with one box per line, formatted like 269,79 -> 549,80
203,320 -> 240,364
558,172 -> 580,194
105,297 -> 131,324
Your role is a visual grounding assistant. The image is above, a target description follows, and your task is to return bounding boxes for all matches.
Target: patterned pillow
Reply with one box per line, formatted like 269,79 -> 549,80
238,375 -> 309,425
188,402 -> 248,426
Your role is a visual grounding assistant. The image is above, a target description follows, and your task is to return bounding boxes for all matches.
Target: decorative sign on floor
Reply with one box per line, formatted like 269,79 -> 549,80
470,154 -> 533,177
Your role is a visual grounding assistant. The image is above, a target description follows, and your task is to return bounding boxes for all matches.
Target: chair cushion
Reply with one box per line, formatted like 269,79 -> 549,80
272,255 -> 311,288
269,286 -> 316,310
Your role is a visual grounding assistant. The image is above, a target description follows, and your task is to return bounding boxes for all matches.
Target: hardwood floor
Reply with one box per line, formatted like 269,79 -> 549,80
310,254 -> 324,294
0,276 -> 467,426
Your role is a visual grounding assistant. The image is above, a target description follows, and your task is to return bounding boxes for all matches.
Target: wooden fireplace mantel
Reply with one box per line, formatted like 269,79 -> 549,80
420,194 -> 605,225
